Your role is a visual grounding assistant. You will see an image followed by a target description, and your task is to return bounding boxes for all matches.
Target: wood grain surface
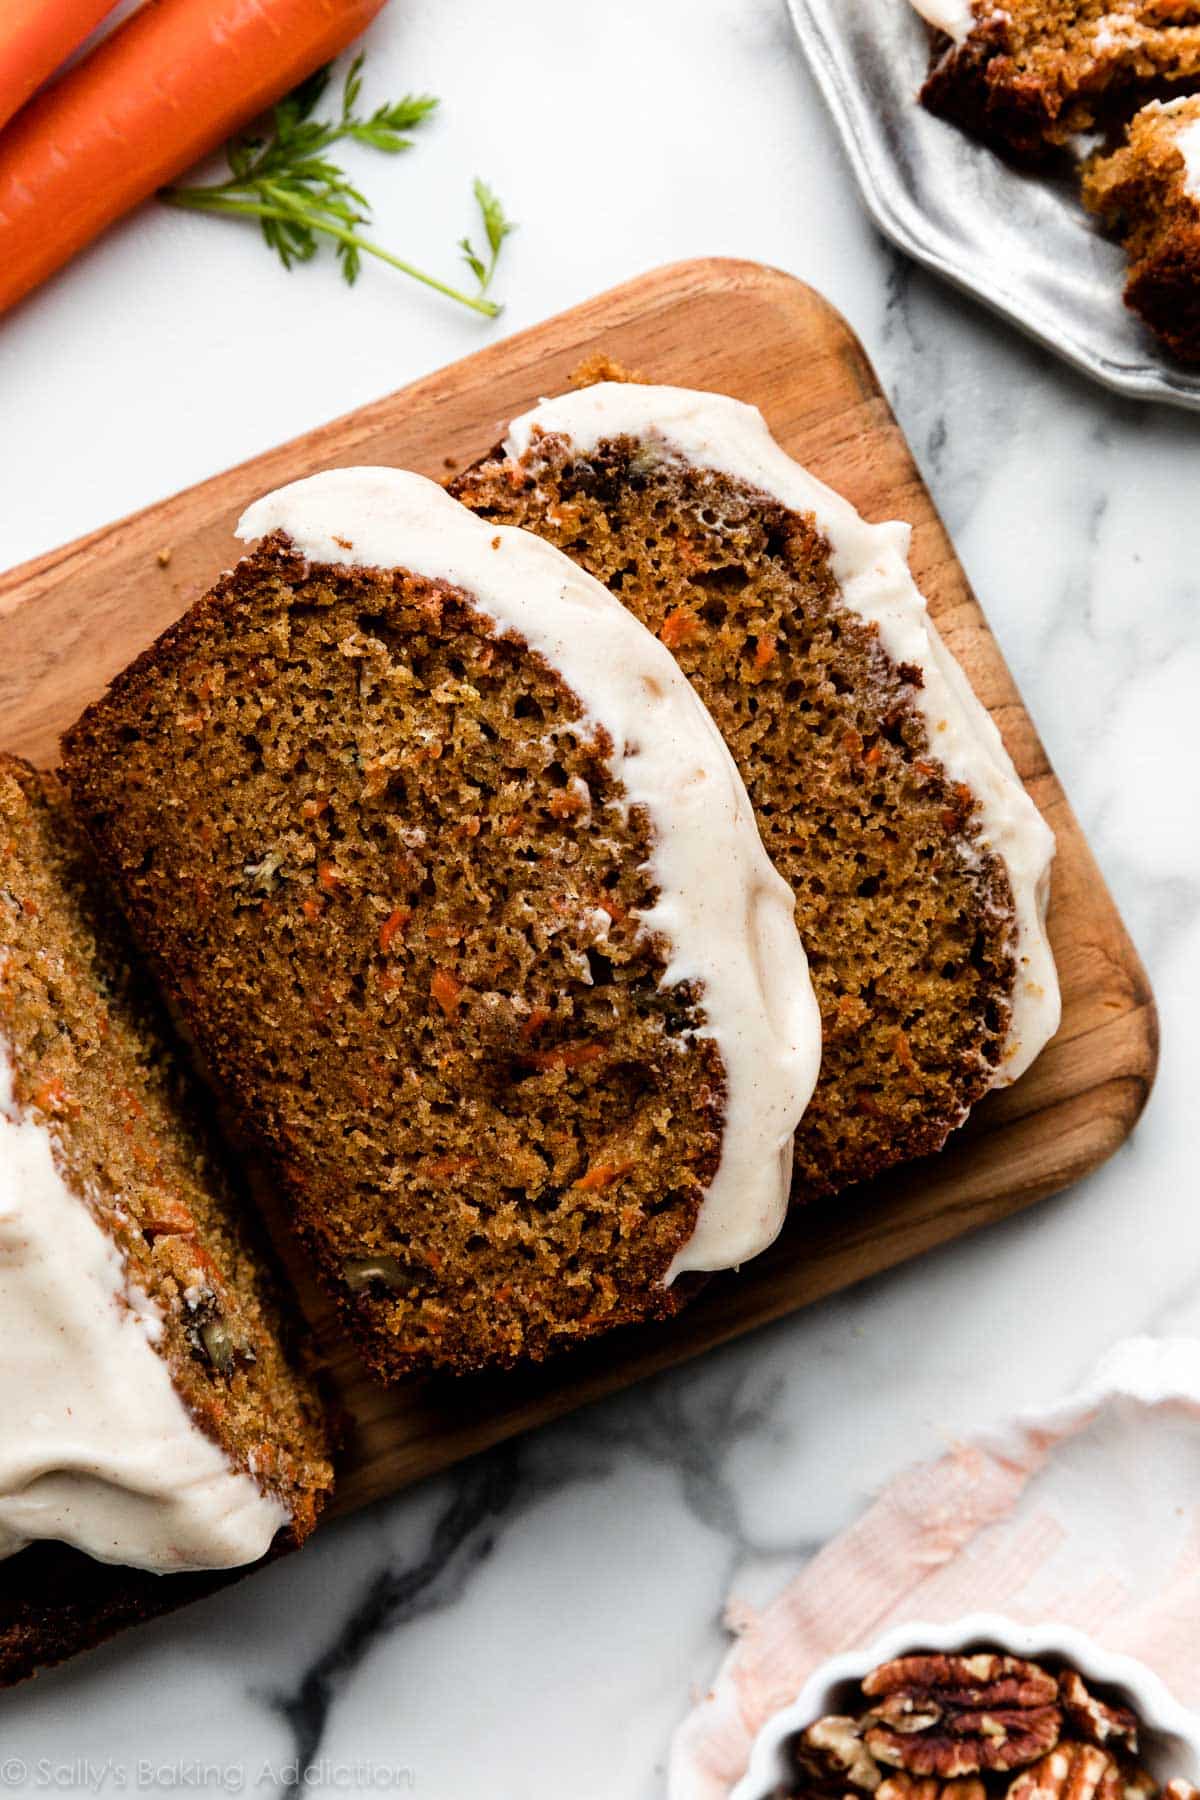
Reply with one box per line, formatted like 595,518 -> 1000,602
0,257 -> 1158,1523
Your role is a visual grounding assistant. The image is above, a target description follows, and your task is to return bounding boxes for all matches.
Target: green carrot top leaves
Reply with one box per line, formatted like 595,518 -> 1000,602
460,179 -> 517,300
256,54 -> 439,168
161,54 -> 515,318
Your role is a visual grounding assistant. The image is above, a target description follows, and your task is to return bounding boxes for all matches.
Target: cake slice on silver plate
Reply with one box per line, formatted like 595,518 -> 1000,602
911,0 -> 1200,161
1084,95 -> 1200,364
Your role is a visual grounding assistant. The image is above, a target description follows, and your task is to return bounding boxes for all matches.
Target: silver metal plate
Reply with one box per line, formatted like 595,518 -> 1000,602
788,0 -> 1200,410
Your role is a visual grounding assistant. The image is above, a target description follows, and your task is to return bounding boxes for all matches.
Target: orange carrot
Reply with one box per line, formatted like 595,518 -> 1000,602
527,1041 -> 606,1073
378,905 -> 411,954
0,1 -> 115,136
430,969 -> 463,1018
659,607 -> 703,651
0,0 -> 389,315
32,1077 -> 77,1116
572,1161 -> 632,1193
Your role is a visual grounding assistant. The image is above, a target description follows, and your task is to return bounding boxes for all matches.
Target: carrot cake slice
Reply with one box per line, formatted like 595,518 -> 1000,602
61,471 -> 820,1380
0,755 -> 332,1670
912,0 -> 1200,160
1083,94 -> 1200,359
451,381 -> 1060,1209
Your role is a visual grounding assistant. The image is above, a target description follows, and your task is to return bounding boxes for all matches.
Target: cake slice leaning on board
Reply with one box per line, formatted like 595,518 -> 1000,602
0,755 -> 333,1678
61,471 -> 821,1382
450,380 -> 1060,1208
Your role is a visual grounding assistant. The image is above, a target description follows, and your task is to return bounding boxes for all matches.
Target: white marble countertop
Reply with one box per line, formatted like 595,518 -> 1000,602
2,1 -> 1198,1794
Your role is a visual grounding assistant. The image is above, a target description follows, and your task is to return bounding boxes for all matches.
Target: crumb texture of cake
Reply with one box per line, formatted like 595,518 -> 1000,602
1083,95 -> 1200,360
0,758 -> 332,1575
452,382 -> 1060,1205
914,0 -> 1200,160
62,471 -> 819,1378
763,1649 -> 1192,1800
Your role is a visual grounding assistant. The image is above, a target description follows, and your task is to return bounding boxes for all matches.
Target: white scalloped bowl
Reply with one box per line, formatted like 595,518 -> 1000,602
731,1615 -> 1200,1800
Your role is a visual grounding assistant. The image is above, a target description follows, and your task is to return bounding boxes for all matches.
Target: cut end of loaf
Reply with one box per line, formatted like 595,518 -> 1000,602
0,755 -> 333,1550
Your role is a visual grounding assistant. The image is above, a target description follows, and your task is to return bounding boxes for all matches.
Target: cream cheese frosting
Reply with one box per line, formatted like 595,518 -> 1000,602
909,0 -> 977,44
502,383 -> 1060,1087
1144,97 -> 1200,201
0,1049 -> 288,1572
237,469 -> 821,1282
1174,119 -> 1200,199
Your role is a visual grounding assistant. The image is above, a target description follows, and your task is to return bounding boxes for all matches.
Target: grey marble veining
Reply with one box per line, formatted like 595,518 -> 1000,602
1,0 -> 1199,1795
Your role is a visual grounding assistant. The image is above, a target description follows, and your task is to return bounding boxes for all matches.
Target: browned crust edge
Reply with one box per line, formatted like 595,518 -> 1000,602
0,1538 -> 290,1691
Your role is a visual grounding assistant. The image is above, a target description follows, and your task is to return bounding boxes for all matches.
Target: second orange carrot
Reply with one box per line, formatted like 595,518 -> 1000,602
0,0 -> 116,137
0,0 -> 390,317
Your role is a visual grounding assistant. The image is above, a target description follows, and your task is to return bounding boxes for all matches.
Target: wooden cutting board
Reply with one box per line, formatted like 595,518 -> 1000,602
0,258 -> 1157,1565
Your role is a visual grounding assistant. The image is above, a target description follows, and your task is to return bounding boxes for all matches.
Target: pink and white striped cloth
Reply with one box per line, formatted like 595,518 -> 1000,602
669,1338 -> 1200,1799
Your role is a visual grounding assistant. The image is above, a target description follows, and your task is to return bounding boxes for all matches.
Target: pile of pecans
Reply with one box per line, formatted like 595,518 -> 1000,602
778,1653 -> 1198,1800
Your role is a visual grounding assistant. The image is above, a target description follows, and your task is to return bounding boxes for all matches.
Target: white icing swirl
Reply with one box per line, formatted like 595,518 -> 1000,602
502,384 -> 1060,1087
909,0 -> 977,44
237,470 -> 821,1282
1140,97 -> 1200,201
0,1050 -> 287,1572
1171,118 -> 1200,199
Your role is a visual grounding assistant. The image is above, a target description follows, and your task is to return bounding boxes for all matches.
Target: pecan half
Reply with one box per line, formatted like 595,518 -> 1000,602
863,1655 -> 1063,1777
1007,1744 -> 1123,1800
789,1715 -> 882,1795
1059,1673 -> 1139,1755
879,1776 -> 988,1800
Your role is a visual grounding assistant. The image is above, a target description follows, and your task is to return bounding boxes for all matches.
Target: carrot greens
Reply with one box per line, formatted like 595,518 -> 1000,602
161,55 -> 514,317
